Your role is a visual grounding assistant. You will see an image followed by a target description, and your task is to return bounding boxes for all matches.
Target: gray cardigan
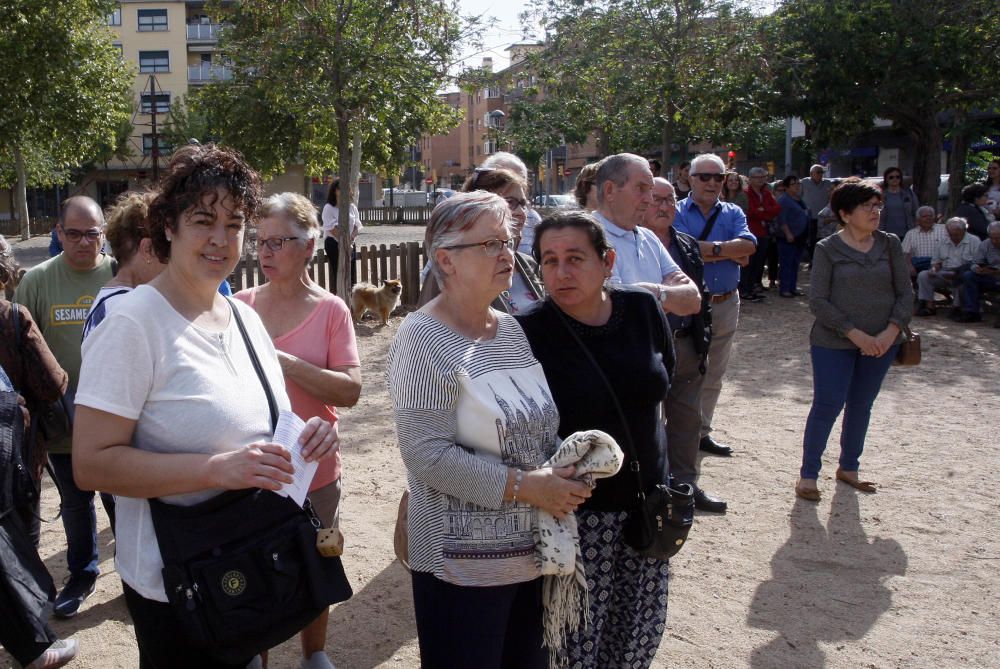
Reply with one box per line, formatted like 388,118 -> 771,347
808,230 -> 913,349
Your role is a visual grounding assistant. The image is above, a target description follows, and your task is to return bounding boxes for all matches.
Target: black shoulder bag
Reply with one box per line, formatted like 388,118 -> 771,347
549,299 -> 694,560
148,299 -> 352,663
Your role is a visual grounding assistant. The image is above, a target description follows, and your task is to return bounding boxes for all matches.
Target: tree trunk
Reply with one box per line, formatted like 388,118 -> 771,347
946,112 -> 968,215
660,122 -> 670,170
349,129 -> 362,207
910,115 -> 943,208
14,146 -> 30,241
337,116 -> 353,302
596,127 -> 611,158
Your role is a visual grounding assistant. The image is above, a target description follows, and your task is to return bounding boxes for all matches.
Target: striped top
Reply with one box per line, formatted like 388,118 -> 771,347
387,311 -> 559,586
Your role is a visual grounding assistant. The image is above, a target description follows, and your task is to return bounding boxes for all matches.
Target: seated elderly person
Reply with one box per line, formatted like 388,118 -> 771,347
953,184 -> 992,240
902,206 -> 946,276
915,217 -> 980,317
957,221 -> 1000,325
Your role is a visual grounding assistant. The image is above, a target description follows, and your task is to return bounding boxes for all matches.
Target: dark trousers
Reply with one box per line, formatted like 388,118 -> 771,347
48,454 -> 99,581
324,236 -> 357,295
766,234 -> 779,284
122,582 -> 255,669
801,345 -> 898,479
777,239 -> 804,294
740,235 -> 771,292
962,271 -> 1000,314
410,571 -> 548,669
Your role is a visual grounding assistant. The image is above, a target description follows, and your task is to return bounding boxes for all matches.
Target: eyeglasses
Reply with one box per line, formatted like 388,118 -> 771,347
256,236 -> 303,251
691,173 -> 726,183
60,227 -> 102,243
504,197 -> 528,211
856,202 -> 885,213
652,196 -> 676,207
442,237 -> 515,257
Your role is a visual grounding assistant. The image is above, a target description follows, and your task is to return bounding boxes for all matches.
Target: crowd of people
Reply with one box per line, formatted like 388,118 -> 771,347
0,144 -> 995,669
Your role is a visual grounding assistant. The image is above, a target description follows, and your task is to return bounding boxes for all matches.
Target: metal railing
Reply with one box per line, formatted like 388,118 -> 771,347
186,23 -> 222,41
188,64 -> 233,83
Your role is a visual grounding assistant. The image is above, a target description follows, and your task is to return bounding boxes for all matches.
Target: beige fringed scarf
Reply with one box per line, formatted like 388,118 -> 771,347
536,429 -> 623,667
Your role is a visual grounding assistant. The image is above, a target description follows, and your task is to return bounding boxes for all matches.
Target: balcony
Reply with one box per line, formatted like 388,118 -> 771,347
188,64 -> 233,84
187,23 -> 223,41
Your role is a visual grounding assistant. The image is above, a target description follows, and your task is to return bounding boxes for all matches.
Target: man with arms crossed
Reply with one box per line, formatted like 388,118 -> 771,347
675,154 -> 757,458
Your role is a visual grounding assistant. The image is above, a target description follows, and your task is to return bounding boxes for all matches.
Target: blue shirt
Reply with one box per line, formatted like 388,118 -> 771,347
675,198 -> 756,294
778,193 -> 810,238
594,211 -> 681,285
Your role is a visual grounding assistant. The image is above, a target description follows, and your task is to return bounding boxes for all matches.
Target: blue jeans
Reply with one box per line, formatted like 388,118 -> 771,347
962,270 -> 1000,314
800,345 -> 898,480
48,454 -> 100,580
777,239 -> 803,293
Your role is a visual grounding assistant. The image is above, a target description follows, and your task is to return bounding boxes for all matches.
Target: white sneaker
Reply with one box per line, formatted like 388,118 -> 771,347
26,638 -> 78,669
300,651 -> 336,669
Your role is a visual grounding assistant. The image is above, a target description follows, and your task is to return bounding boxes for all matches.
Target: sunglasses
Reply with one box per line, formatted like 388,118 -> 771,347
504,197 -> 528,211
60,227 -> 102,243
691,173 -> 726,183
256,236 -> 303,251
442,237 -> 515,257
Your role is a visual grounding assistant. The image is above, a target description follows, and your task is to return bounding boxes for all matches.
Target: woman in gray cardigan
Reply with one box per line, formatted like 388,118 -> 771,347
796,178 -> 913,501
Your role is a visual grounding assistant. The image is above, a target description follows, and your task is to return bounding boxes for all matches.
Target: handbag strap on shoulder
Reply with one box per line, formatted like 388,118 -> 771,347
548,299 -> 647,501
227,298 -> 278,431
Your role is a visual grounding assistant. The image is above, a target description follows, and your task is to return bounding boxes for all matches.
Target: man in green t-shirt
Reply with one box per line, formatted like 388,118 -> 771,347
15,195 -> 113,618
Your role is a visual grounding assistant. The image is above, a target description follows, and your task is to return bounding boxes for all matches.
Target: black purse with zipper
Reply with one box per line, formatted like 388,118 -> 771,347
148,299 -> 352,663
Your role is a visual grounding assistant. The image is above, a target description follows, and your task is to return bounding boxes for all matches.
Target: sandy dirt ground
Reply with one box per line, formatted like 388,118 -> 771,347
4,246 -> 1000,668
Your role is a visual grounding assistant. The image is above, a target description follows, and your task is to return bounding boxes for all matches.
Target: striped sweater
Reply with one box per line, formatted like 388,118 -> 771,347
387,311 -> 559,586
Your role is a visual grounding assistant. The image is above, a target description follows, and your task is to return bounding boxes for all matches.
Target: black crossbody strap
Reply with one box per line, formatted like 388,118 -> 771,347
227,298 -> 278,431
697,205 -> 723,242
548,300 -> 646,502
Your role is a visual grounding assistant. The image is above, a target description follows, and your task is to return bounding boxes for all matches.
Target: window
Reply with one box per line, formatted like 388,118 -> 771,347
138,9 -> 168,32
138,51 -> 169,73
112,43 -> 123,58
107,5 -> 121,26
487,86 -> 501,99
484,140 -> 497,155
140,92 -> 171,114
142,134 -> 171,156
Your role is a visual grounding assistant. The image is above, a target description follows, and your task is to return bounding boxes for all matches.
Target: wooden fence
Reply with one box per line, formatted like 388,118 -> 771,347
229,240 -> 426,306
358,206 -> 433,226
0,217 -> 57,238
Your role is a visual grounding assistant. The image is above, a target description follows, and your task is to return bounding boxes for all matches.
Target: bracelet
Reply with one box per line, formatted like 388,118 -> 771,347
511,469 -> 523,504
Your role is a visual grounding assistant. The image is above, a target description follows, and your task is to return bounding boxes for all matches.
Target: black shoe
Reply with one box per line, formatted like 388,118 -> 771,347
792,289 -> 805,296
957,312 -> 983,323
693,487 -> 728,513
745,292 -> 765,303
53,574 -> 97,619
699,435 -> 733,456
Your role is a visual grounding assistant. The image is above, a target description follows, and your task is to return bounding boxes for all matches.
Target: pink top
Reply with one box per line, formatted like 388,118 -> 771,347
234,288 -> 360,489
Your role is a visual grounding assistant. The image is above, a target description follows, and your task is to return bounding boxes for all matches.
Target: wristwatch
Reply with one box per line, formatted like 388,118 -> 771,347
658,286 -> 668,305
712,242 -> 723,257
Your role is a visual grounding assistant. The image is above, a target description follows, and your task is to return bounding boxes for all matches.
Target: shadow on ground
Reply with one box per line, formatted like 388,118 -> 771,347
747,485 -> 907,668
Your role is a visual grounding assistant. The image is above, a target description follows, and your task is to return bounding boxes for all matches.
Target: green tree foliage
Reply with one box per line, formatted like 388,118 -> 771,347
763,0 -> 1000,206
510,0 -> 763,164
197,0 -> 471,297
0,0 -> 132,238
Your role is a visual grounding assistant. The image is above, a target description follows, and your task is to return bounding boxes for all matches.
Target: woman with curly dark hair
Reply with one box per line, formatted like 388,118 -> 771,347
72,144 -> 342,667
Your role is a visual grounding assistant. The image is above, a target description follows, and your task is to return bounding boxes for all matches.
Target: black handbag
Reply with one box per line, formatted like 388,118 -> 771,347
550,298 -> 694,560
148,299 -> 352,663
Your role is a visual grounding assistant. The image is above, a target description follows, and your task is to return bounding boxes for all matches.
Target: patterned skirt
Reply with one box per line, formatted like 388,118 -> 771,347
563,510 -> 670,669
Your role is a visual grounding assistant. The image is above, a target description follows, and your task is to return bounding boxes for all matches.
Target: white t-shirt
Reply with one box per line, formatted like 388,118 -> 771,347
76,285 -> 290,601
321,203 -> 362,239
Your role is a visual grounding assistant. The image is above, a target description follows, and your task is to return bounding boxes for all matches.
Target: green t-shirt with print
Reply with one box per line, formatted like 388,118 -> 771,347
14,253 -> 114,453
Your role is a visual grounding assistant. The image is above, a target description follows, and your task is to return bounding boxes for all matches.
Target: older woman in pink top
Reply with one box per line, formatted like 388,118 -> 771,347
235,192 -> 362,669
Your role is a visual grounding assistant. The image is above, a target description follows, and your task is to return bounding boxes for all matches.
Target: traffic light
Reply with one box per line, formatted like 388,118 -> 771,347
727,150 -> 736,169
539,164 -> 546,181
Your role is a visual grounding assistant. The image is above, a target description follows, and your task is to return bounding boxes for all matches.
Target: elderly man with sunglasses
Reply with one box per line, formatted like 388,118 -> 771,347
13,196 -> 114,619
675,154 -> 757,459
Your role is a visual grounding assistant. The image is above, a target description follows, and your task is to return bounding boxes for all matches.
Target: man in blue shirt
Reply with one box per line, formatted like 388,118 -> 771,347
592,153 -> 701,316
675,154 -> 756,457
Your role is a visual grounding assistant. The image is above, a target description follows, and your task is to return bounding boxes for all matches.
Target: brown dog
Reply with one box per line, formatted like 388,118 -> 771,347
351,279 -> 402,325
